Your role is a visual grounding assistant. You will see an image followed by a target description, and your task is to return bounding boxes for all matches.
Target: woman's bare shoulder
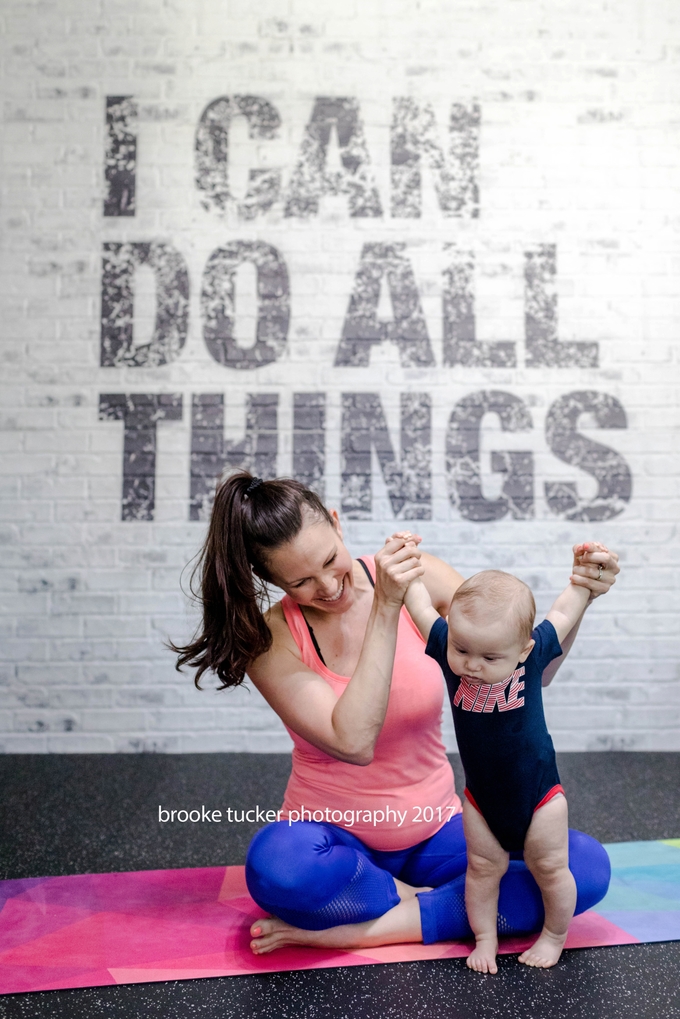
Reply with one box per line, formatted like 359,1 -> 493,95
247,600 -> 342,744
420,551 -> 465,616
263,597 -> 286,629
262,598 -> 299,650
248,599 -> 302,685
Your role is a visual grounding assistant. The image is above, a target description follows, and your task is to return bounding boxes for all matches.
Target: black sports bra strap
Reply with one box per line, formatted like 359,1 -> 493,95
356,557 -> 375,588
300,610 -> 326,667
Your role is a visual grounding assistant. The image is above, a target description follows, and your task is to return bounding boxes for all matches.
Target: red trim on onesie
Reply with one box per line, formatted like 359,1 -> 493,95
464,788 -> 482,813
533,784 -> 565,812
464,784 -> 565,818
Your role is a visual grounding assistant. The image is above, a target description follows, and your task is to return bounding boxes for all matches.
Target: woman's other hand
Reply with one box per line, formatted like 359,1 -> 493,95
571,541 -> 620,602
373,532 -> 424,608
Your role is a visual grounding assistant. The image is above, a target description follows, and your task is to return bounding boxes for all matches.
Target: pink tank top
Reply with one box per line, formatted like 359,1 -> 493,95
279,555 -> 461,851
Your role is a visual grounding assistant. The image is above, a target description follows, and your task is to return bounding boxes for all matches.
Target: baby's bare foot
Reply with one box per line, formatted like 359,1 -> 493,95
518,927 -> 567,968
466,936 -> 499,974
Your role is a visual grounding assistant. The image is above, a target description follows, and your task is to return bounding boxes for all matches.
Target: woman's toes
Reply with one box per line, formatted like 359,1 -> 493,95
249,916 -> 303,954
250,918 -> 278,952
250,931 -> 278,954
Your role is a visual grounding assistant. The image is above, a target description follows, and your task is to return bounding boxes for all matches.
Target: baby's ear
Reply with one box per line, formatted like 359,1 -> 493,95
518,638 -> 535,663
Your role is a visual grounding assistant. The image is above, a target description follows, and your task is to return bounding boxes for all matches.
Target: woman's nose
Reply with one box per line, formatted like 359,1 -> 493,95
318,577 -> 339,597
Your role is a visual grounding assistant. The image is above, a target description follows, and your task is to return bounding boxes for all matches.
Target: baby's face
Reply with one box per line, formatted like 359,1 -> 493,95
446,602 -> 534,686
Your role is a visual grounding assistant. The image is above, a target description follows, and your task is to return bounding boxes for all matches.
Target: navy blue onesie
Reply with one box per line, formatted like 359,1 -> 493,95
426,617 -> 564,853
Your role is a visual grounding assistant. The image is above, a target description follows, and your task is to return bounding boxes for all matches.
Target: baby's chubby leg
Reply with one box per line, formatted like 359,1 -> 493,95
462,800 -> 510,974
518,793 -> 576,968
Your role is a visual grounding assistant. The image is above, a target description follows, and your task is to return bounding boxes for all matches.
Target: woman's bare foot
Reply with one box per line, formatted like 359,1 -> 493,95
250,916 -> 326,954
466,935 -> 499,974
518,927 -> 568,968
249,879 -> 432,955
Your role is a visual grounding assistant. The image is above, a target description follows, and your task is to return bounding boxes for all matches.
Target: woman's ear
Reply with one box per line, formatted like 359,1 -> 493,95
328,508 -> 343,540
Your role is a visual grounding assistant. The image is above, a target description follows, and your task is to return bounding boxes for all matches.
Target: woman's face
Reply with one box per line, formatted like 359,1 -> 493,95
265,509 -> 356,613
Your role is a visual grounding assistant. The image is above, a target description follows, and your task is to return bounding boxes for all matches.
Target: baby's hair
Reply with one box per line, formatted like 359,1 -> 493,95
451,570 -> 536,644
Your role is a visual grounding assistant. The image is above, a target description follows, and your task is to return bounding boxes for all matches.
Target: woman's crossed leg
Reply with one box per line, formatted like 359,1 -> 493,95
245,815 -> 609,955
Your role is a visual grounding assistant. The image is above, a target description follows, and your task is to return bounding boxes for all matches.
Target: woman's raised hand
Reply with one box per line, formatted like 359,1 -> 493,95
571,540 -> 620,601
373,531 -> 425,608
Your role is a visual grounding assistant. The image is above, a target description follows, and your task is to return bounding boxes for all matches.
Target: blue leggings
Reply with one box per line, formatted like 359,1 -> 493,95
245,815 -> 611,944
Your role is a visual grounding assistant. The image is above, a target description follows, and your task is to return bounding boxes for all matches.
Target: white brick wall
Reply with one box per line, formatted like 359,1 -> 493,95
1,0 -> 679,752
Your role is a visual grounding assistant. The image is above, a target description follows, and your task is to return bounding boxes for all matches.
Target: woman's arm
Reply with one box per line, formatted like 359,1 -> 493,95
418,550 -> 466,616
247,537 -> 423,766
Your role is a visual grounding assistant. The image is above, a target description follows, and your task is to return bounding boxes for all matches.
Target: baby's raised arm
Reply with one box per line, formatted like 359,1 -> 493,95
404,574 -> 441,642
545,543 -> 595,644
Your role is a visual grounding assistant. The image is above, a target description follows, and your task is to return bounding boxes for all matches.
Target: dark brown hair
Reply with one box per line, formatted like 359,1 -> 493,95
170,472 -> 333,690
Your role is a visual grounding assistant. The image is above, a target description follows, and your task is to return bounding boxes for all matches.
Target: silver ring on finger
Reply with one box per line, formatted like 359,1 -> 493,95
597,564 -> 604,581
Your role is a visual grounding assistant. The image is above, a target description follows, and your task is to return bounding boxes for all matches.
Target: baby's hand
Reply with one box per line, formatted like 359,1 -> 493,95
385,531 -> 422,550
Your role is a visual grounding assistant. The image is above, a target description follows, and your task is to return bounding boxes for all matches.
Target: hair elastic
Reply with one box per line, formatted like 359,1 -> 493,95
245,477 -> 264,495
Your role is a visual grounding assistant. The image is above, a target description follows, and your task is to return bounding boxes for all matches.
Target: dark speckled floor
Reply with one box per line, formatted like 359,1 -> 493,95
1,752 -> 679,1019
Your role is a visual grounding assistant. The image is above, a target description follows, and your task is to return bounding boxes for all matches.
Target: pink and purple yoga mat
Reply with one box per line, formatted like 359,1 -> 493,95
1,839 -> 679,995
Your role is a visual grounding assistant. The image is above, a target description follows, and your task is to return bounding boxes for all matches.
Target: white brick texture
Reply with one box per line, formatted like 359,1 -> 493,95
1,0 -> 679,752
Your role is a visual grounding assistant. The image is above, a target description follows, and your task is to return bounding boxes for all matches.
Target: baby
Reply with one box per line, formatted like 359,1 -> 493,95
404,543 -> 604,973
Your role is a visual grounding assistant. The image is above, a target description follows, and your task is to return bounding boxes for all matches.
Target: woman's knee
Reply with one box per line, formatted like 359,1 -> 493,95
245,820 -> 362,909
246,820 -> 307,877
247,821 -> 328,888
568,829 -> 611,913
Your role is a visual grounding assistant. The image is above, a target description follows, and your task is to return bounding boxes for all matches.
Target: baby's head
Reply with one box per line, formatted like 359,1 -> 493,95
447,570 -> 536,685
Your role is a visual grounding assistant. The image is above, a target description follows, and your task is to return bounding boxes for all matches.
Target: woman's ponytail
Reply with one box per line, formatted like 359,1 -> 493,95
170,471 -> 332,690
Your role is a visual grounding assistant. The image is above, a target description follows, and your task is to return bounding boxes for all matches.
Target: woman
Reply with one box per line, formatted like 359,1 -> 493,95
173,472 -> 619,956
